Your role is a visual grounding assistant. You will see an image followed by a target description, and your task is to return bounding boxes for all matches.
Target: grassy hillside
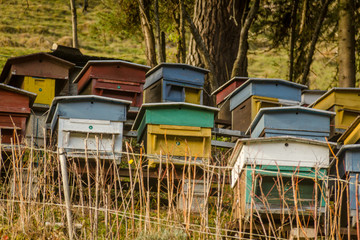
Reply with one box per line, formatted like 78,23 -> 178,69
0,0 -> 340,90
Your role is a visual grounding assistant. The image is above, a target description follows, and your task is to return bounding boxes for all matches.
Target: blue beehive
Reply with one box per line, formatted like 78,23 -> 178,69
336,145 -> 360,222
143,63 -> 209,104
246,106 -> 335,141
46,95 -> 131,162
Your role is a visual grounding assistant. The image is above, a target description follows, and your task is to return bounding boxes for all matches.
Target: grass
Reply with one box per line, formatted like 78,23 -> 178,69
0,0 -> 341,89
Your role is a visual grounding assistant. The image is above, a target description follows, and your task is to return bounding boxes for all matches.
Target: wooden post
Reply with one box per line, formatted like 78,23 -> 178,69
356,174 -> 359,238
59,148 -> 73,240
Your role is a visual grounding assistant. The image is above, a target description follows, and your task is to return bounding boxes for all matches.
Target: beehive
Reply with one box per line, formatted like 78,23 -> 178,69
246,106 -> 335,141
73,60 -> 150,109
0,84 -> 36,145
132,102 -> 218,165
212,76 -> 248,126
228,78 -> 307,132
143,63 -> 208,105
310,88 -> 360,139
229,136 -> 335,219
338,116 -> 360,145
0,52 -> 74,106
46,95 -> 131,162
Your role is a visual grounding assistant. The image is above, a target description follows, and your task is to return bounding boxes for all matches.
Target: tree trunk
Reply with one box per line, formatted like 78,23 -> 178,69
154,0 -> 165,63
70,0 -> 79,48
301,0 -> 332,85
186,0 -> 244,104
139,0 -> 158,67
231,0 -> 260,78
82,0 -> 88,12
338,0 -> 356,87
289,0 -> 299,82
179,0 -> 186,63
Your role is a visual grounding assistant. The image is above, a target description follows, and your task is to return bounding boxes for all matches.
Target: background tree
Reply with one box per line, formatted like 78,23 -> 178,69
70,0 -> 79,48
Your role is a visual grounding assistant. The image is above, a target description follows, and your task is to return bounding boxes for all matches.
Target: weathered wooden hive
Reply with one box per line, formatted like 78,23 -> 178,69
246,106 -> 335,141
228,78 -> 307,132
229,136 -> 335,219
46,95 -> 131,162
0,83 -> 36,146
301,89 -> 326,107
0,52 -> 75,147
73,60 -> 150,112
310,88 -> 360,140
0,52 -> 75,106
211,76 -> 248,126
143,63 -> 208,105
132,102 -> 218,165
335,144 -> 360,225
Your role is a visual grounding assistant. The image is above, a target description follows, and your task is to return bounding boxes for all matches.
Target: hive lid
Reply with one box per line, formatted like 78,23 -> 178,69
46,95 -> 132,124
211,76 -> 249,96
227,78 -> 308,101
337,144 -> 360,157
309,88 -> 360,108
132,102 -> 219,130
73,60 -> 150,83
0,83 -> 37,107
337,116 -> 360,144
245,106 -> 335,135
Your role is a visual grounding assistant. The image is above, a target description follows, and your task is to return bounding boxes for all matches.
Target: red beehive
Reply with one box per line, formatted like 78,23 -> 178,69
73,60 -> 150,109
211,77 -> 248,126
0,83 -> 36,145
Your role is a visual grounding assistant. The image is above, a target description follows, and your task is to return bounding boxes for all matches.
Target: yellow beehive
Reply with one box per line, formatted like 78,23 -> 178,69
145,124 -> 211,165
338,116 -> 360,145
22,76 -> 55,105
310,88 -> 360,134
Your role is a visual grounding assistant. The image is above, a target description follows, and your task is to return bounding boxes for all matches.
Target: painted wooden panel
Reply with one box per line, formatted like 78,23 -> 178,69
231,95 -> 292,132
22,76 -> 55,105
229,79 -> 306,111
231,137 -> 331,187
24,112 -> 47,147
213,77 -> 248,105
144,63 -> 208,90
134,103 -> 217,141
235,166 -> 327,217
58,118 -> 123,161
311,88 -> 360,110
301,90 -> 326,106
0,88 -> 31,114
143,79 -> 203,104
338,116 -> 360,145
0,114 -> 27,144
144,124 -> 211,164
248,107 -> 334,140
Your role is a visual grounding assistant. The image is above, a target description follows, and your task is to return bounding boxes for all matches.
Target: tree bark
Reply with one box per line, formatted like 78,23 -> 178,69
70,0 -> 79,48
186,0 -> 244,103
139,0 -> 158,67
179,0 -> 186,63
300,0 -> 332,85
289,0 -> 299,82
231,0 -> 260,78
338,0 -> 356,87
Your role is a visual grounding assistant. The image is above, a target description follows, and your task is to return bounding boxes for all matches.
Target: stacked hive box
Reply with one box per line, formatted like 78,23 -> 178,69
229,136 -> 335,220
310,88 -> 360,140
0,53 -> 75,146
0,84 -> 36,148
46,95 -> 131,163
72,60 -> 150,119
211,77 -> 248,126
246,106 -> 335,141
227,78 -> 307,132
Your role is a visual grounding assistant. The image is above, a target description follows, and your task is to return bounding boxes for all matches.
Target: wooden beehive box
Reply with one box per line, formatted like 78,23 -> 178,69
335,145 -> 360,224
212,76 -> 248,126
229,136 -> 335,220
132,102 -> 218,165
301,90 -> 326,107
246,106 -> 335,141
229,78 -> 307,132
310,88 -> 360,140
46,95 -> 131,162
143,63 -> 208,105
73,60 -> 150,110
0,52 -> 75,106
0,84 -> 36,146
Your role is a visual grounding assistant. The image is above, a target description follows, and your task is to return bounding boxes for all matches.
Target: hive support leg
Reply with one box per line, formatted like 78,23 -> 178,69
59,148 -> 74,240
